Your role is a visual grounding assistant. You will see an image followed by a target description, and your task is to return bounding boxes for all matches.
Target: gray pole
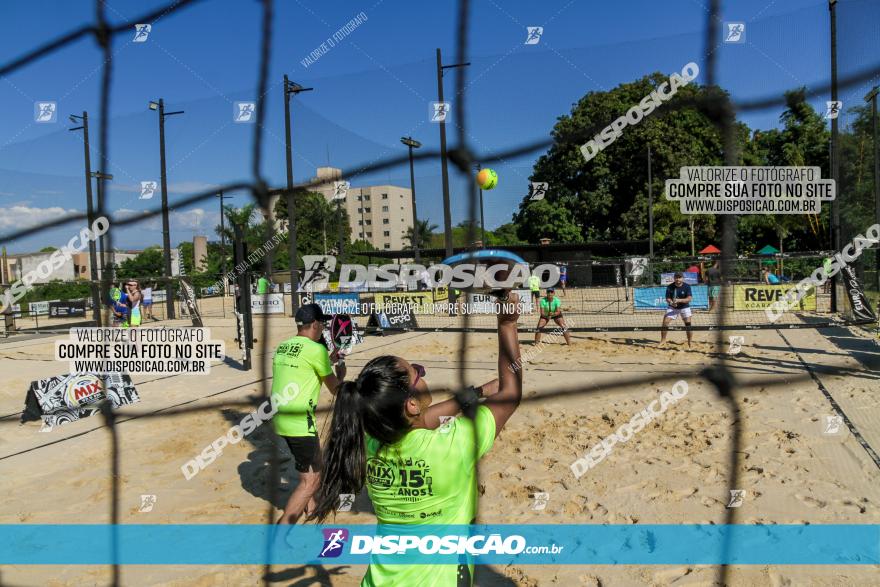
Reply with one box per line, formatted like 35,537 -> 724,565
337,199 -> 345,260
284,74 -> 298,314
829,0 -> 840,312
282,77 -> 313,312
89,171 -> 114,283
436,48 -> 454,258
78,113 -> 101,325
158,98 -> 176,320
217,191 -> 229,289
648,144 -> 654,258
867,87 -> 880,291
401,136 -> 422,264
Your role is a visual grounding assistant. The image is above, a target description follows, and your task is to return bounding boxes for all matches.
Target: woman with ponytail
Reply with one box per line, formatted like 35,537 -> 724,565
310,293 -> 522,586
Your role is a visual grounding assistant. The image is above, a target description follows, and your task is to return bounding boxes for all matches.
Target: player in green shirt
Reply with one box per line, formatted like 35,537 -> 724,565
535,287 -> 571,345
273,303 -> 345,524
309,293 -> 523,586
257,274 -> 271,295
528,273 -> 541,306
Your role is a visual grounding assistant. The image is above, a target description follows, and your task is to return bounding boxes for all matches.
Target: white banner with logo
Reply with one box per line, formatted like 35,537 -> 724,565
251,293 -> 285,314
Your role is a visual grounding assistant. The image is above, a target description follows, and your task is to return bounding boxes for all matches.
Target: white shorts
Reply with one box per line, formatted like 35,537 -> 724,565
664,307 -> 692,320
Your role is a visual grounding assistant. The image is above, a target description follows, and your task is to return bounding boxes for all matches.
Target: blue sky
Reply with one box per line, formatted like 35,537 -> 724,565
0,0 -> 874,253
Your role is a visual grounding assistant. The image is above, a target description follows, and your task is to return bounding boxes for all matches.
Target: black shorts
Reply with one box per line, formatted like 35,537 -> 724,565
283,435 -> 322,473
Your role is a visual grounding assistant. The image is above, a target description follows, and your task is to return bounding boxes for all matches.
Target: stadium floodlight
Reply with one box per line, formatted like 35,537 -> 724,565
401,136 -> 422,263
148,101 -> 159,110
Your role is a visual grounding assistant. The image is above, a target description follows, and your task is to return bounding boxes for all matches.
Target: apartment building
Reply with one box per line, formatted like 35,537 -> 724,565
269,166 -> 415,251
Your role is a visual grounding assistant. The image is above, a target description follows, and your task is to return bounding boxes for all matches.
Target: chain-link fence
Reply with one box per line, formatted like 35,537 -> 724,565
1,0 -> 879,585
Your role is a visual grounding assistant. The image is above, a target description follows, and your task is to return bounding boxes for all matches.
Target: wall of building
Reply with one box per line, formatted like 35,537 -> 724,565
265,167 -> 416,254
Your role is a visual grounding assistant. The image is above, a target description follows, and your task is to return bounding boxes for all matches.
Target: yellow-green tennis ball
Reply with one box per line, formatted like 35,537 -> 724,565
476,168 -> 498,190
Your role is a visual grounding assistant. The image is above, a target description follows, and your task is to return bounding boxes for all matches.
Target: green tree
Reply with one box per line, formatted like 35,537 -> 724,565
513,72 -> 729,251
404,220 -> 438,250
118,247 -> 164,279
273,189 -> 353,264
485,222 -> 525,246
515,200 -> 583,243
39,246 -> 58,253
738,89 -> 831,253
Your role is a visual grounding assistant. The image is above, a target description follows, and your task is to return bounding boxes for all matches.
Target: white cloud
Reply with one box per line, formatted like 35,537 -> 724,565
112,207 -> 217,233
172,208 -> 214,231
0,205 -> 80,231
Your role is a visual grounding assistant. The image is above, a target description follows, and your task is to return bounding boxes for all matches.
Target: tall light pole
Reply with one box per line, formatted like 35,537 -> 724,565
400,136 -> 422,264
69,112 -> 101,325
436,48 -> 470,258
216,191 -> 233,294
648,144 -> 654,258
866,86 -> 879,291
829,0 -> 840,312
90,171 -> 114,279
283,76 -> 313,314
149,99 -> 184,320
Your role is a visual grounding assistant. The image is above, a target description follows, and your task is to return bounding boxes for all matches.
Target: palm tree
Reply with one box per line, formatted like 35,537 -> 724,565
215,203 -> 257,244
404,219 -> 438,250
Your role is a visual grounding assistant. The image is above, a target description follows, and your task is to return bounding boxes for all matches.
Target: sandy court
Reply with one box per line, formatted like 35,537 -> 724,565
1,303 -> 879,586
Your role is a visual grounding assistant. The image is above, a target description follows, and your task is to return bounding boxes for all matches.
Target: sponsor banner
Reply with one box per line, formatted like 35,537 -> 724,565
29,300 -> 58,316
375,292 -> 435,314
344,281 -> 398,293
839,265 -> 876,321
660,272 -> 699,285
433,286 -> 449,302
1,524 -> 878,565
153,290 -> 167,303
634,286 -> 709,310
465,289 -> 534,314
251,293 -> 285,314
48,300 -> 86,318
733,284 -> 816,311
366,302 -> 418,332
314,293 -> 361,315
627,257 -> 649,278
179,278 -> 203,327
20,372 -> 139,428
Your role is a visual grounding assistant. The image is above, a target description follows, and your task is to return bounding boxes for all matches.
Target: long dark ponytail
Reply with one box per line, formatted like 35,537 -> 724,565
309,355 -> 412,522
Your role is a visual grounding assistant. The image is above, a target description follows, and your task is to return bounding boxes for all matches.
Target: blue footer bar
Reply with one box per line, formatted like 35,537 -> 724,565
1,524 -> 879,565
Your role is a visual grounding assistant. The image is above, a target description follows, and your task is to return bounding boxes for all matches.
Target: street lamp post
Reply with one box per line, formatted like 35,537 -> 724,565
216,191 -> 233,295
69,112 -> 101,325
829,0 -> 840,312
283,76 -> 313,314
89,171 -> 114,277
866,85 -> 880,290
435,48 -> 470,259
400,136 -> 422,264
149,99 -> 184,320
648,144 -> 654,258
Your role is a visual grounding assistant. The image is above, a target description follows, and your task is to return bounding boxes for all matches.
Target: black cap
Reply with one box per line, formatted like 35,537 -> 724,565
547,287 -> 555,293
295,303 -> 329,325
